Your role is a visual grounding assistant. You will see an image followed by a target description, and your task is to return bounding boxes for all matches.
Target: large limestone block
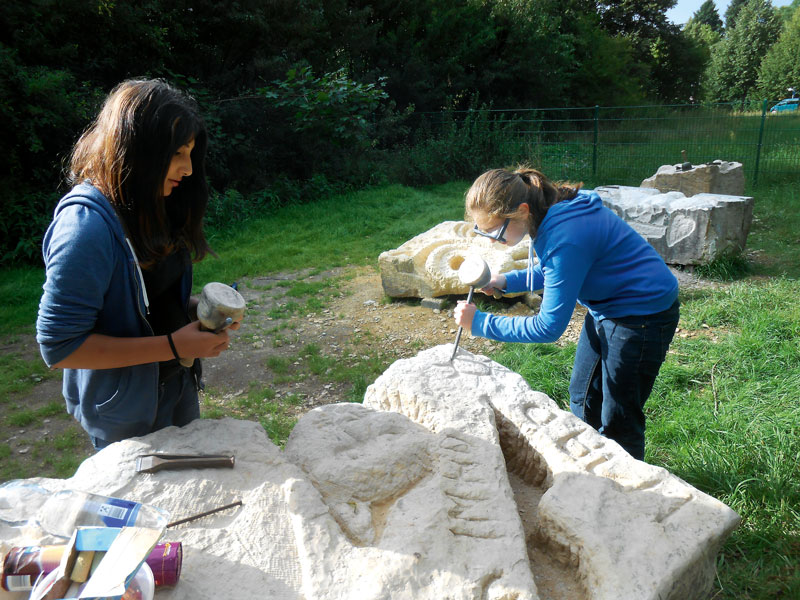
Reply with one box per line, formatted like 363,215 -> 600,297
595,185 -> 754,265
641,160 -> 745,196
378,220 -> 532,298
0,418 -> 306,600
284,403 -> 536,600
2,348 -> 740,600
364,345 -> 741,600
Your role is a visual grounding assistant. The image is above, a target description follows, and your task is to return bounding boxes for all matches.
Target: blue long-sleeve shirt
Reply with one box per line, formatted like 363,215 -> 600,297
471,191 -> 678,343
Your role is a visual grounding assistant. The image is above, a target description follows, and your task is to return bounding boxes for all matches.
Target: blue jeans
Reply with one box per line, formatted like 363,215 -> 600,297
569,299 -> 679,461
91,365 -> 200,450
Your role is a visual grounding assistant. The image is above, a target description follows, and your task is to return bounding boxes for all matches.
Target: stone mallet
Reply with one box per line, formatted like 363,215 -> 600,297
179,282 -> 246,368
450,254 -> 493,362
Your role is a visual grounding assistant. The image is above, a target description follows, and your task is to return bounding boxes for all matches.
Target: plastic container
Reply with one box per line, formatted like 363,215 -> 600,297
0,481 -> 168,541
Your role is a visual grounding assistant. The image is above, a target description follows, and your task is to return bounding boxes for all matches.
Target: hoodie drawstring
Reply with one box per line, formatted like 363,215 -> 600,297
125,237 -> 150,314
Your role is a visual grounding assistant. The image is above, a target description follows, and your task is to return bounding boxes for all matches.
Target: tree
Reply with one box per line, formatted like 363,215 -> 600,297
704,0 -> 781,102
694,0 -> 723,33
777,0 -> 800,22
757,5 -> 800,100
560,8 -> 648,106
650,27 -> 710,102
320,0 -> 575,111
594,0 -> 677,41
682,18 -> 722,79
725,0 -> 748,30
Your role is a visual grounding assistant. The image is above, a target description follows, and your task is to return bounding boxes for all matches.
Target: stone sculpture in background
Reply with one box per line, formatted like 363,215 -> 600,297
641,160 -> 745,197
596,185 -> 754,265
378,221 -> 531,298
0,346 -> 741,600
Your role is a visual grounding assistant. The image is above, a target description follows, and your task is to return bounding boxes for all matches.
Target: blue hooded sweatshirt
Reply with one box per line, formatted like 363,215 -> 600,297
471,190 -> 678,343
36,182 -> 192,443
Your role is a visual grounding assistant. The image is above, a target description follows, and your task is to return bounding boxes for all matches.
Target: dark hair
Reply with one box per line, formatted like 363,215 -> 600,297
69,78 -> 210,266
465,166 -> 582,239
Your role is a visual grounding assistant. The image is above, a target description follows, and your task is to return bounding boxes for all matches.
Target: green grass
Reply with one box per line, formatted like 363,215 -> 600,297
0,353 -> 59,400
0,267 -> 45,336
194,182 -> 467,287
492,279 -> 800,598
201,381 -> 303,447
6,401 -> 63,427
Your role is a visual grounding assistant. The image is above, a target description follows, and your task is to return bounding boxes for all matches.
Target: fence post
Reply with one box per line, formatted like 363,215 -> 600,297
754,98 -> 767,186
592,105 -> 599,178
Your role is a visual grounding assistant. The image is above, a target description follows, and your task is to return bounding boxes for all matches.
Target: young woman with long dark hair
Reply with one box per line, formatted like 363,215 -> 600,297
37,79 -> 238,448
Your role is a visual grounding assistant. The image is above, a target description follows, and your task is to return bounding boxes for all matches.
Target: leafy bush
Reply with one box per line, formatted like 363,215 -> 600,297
204,174 -> 338,235
0,45 -> 101,265
388,104 -> 538,185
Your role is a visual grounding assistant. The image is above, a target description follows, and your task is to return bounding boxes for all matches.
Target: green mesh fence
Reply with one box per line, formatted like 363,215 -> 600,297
413,101 -> 800,187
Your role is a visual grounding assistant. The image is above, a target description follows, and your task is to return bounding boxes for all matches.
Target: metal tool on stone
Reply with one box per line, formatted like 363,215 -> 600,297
450,254 -> 494,362
179,282 -> 246,367
135,453 -> 235,474
166,500 -> 243,528
678,149 -> 692,171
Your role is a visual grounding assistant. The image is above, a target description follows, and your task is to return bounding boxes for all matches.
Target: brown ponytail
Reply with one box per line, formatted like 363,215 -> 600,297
465,166 -> 582,239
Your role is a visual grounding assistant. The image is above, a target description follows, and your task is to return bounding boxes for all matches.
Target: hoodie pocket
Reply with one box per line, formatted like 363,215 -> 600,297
94,367 -> 133,416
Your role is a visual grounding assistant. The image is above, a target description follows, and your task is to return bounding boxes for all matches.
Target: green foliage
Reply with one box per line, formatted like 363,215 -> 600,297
564,11 -> 648,106
725,0 -> 748,30
704,0 -> 782,102
693,0 -> 724,33
777,0 -> 800,22
565,1 -> 697,106
251,66 -> 391,179
683,18 -> 722,57
1,0 -> 794,267
260,67 -> 387,145
594,0 -> 675,40
389,105 -> 536,185
0,44 -> 101,264
756,5 -> 800,101
649,28 -> 709,102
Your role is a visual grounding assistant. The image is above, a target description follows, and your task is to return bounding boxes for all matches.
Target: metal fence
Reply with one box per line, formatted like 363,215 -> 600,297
415,101 -> 800,188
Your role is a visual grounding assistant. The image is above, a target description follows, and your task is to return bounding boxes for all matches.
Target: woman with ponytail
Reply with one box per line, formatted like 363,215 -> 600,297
455,166 -> 679,461
36,79 -> 240,449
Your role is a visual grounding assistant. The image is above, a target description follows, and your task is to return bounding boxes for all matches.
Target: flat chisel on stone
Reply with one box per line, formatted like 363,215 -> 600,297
135,453 -> 235,474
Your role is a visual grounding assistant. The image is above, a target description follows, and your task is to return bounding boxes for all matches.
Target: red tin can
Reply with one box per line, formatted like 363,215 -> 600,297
146,541 -> 182,587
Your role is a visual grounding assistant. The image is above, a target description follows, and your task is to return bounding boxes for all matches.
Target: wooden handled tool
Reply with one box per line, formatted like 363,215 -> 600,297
450,255 -> 494,362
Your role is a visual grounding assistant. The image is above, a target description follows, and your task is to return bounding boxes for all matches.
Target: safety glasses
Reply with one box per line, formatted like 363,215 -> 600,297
472,218 -> 510,244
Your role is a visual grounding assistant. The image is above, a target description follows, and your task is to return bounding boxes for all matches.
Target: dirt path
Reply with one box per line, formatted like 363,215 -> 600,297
1,264 -> 711,481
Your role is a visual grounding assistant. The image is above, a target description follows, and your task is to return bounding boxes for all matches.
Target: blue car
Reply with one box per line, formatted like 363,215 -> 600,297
769,98 -> 799,113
